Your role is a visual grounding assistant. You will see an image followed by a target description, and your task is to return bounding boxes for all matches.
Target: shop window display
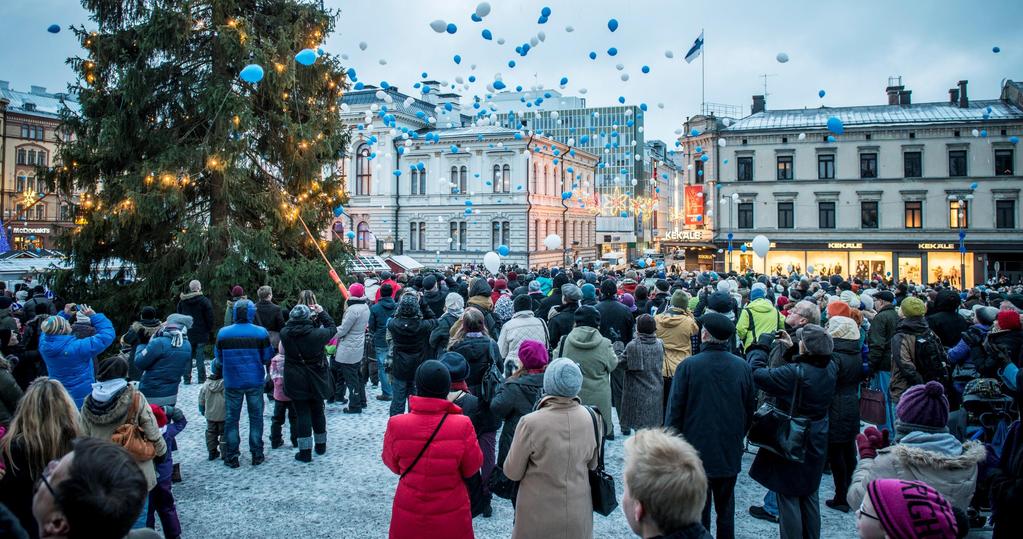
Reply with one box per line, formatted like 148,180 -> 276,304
807,252 -> 845,277
927,252 -> 974,288
899,257 -> 923,284
851,252 -> 892,281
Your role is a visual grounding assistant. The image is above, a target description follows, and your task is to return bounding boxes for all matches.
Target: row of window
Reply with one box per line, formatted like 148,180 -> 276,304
20,125 -> 45,141
15,148 -> 48,166
734,148 -> 1015,181
736,199 -> 1017,230
9,203 -> 72,220
406,221 -> 513,252
15,174 -> 38,193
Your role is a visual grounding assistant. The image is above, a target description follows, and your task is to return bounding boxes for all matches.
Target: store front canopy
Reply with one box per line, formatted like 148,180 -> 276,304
386,255 -> 425,274
349,254 -> 390,273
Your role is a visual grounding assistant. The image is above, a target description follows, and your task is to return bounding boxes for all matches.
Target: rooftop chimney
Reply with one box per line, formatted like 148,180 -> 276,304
898,90 -> 912,105
30,85 -> 47,96
752,95 -> 766,114
958,80 -> 969,108
949,88 -> 960,105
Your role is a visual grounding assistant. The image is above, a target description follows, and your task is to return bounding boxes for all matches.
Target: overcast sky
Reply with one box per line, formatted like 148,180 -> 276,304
2,0 -> 1020,143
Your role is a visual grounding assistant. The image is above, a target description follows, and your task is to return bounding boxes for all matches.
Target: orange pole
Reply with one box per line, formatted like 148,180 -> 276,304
297,213 -> 349,300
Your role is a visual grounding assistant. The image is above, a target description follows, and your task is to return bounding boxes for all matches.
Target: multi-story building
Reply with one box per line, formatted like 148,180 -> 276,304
0,81 -> 81,250
679,78 -> 1023,286
336,85 -> 598,270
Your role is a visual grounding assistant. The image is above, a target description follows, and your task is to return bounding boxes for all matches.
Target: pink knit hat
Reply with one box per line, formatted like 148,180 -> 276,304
867,479 -> 957,539
518,340 -> 549,370
349,283 -> 365,298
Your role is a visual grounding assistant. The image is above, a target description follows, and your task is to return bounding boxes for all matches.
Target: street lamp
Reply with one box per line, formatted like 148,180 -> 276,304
949,192 -> 972,289
0,97 -> 9,238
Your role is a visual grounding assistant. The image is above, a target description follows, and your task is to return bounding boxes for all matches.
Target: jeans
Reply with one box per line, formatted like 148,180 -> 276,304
764,490 -> 778,517
338,362 -> 366,408
292,399 -> 326,449
188,343 -> 208,382
777,490 -> 821,539
478,431 -> 497,502
224,386 -> 265,461
270,399 -> 296,445
390,378 -> 413,416
873,371 -> 895,433
132,494 -> 150,529
702,476 -> 737,539
376,347 -> 392,397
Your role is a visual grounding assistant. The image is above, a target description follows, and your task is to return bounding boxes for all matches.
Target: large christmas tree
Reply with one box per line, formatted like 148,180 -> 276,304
49,0 -> 351,321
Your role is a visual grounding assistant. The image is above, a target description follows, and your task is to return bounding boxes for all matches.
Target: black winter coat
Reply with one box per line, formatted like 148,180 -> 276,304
280,316 -> 335,401
388,316 -> 437,382
368,297 -> 397,350
927,290 -> 968,348
596,298 -> 635,345
828,338 -> 865,443
490,372 -> 544,465
423,288 -> 447,322
547,302 -> 579,350
448,335 -> 501,433
253,300 -> 285,333
19,294 -> 55,324
748,346 -> 837,497
664,342 -> 755,478
429,312 -> 459,359
535,290 -> 563,321
867,305 -> 899,372
176,292 -> 215,344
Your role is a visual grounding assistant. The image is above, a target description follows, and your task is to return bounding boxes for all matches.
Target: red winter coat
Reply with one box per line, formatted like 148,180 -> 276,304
383,396 -> 483,539
375,279 -> 402,303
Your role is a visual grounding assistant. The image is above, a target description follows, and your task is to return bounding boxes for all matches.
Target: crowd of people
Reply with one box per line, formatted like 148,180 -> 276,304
0,265 -> 1020,538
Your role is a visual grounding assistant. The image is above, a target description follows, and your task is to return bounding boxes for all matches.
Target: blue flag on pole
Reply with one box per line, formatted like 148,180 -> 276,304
684,31 -> 704,63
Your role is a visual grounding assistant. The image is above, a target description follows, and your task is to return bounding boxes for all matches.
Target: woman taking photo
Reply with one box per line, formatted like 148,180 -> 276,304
38,305 -> 116,408
504,358 -> 601,539
0,378 -> 79,538
279,303 -> 335,463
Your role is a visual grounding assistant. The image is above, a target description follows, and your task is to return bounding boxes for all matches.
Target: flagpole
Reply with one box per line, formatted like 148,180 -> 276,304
701,28 -> 705,114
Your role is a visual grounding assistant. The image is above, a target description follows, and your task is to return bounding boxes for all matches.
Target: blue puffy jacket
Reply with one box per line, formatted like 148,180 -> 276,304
212,300 -> 273,390
136,328 -> 192,401
39,313 -> 116,408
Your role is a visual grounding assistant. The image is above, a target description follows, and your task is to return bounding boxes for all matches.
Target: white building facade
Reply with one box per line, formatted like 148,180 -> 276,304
678,79 -> 1023,286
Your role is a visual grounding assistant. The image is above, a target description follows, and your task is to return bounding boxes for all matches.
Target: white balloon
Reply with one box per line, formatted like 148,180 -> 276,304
483,251 -> 500,273
631,179 -> 638,186
550,111 -> 559,119
359,41 -> 368,51
971,128 -> 980,137
751,235 -> 771,258
798,132 -> 807,140
620,73 -> 630,81
616,63 -> 624,71
807,265 -> 815,274
530,36 -> 539,47
497,38 -> 506,45
378,58 -> 387,65
537,31 -> 546,42
543,234 -> 562,250
657,102 -> 665,109
429,20 -> 448,33
475,2 -> 491,17
731,193 -> 740,200
437,216 -> 444,222
665,50 -> 674,59
718,139 -> 727,147
776,52 -> 789,63
375,90 -> 386,100
404,97 -> 414,107
565,25 -> 575,32
579,88 -> 587,94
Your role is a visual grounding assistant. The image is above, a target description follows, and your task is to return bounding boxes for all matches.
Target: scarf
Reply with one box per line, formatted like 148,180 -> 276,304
896,430 -> 964,456
451,380 -> 469,392
447,306 -> 464,318
91,379 -> 128,403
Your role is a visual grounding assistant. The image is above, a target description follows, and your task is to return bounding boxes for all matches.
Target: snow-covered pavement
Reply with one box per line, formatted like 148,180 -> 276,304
168,382 -> 860,538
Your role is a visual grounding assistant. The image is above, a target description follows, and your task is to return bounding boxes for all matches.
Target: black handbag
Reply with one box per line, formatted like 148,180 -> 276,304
488,466 -> 519,501
584,406 -> 618,516
464,471 -> 487,517
747,364 -> 810,463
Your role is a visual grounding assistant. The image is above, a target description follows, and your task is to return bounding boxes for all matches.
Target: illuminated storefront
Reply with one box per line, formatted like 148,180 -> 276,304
661,228 -> 716,271
721,241 -> 981,288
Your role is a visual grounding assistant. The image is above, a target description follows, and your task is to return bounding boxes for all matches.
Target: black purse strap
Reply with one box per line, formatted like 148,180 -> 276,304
788,364 -> 803,417
400,414 -> 449,480
584,406 -> 605,470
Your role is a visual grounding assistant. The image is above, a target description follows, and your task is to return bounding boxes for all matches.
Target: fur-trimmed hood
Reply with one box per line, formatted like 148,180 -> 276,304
80,385 -> 135,427
886,439 -> 987,470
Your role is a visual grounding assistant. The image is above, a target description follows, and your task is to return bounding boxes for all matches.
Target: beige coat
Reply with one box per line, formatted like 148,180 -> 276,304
504,395 -> 601,539
654,309 -> 699,377
78,385 -> 167,491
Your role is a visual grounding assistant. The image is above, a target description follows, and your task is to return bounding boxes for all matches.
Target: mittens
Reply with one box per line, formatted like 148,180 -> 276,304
855,426 -> 890,460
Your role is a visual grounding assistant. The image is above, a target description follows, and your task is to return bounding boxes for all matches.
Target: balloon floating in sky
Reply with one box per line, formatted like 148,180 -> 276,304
346,231 -> 355,240
665,50 -> 674,59
607,47 -> 618,56
429,20 -> 448,33
446,23 -> 458,34
588,51 -> 597,60
358,41 -> 368,51
641,65 -> 650,74
475,2 -> 492,17
818,89 -> 826,98
826,116 -> 844,135
497,244 -> 510,257
1010,136 -> 1019,144
718,139 -> 727,147
798,132 -> 807,140
776,52 -> 789,63
607,18 -> 619,32
971,128 -> 980,137
47,24 -> 61,34
992,46 -> 1000,53
239,64 -> 264,83
481,29 -> 492,40
333,205 -> 345,217
565,25 -> 575,32
827,135 -> 836,142
561,191 -> 573,200
295,49 -> 317,66
453,55 -> 461,64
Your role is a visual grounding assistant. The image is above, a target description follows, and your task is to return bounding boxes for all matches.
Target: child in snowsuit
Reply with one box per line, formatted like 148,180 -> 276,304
147,405 -> 185,539
269,343 -> 297,448
198,370 -> 226,459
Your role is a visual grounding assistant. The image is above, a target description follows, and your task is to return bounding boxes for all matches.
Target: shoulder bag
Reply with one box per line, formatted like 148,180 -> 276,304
584,406 -> 618,516
746,364 -> 810,463
111,391 -> 157,462
400,414 -> 449,479
859,381 -> 887,426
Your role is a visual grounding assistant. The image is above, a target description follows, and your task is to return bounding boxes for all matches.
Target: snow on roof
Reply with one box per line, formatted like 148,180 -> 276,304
724,99 -> 1023,132
343,87 -> 439,119
0,82 -> 79,119
387,255 -> 424,271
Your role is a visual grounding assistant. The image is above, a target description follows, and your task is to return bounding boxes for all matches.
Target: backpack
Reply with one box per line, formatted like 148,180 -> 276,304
111,391 -> 157,462
479,341 -> 504,404
913,330 -> 950,385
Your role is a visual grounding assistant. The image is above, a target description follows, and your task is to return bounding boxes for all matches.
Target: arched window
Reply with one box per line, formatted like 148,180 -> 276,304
355,145 -> 371,196
532,162 -> 539,193
450,166 -> 459,193
459,166 -> 468,194
356,221 -> 370,250
16,174 -> 26,193
493,164 -> 501,193
501,164 -> 511,193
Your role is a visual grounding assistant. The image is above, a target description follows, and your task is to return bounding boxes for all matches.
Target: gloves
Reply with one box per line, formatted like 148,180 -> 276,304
855,426 -> 890,460
756,333 -> 776,350
171,407 -> 186,423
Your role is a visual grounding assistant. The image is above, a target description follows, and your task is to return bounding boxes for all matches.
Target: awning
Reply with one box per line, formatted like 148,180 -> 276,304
349,254 -> 390,273
601,251 -> 625,260
386,255 -> 425,273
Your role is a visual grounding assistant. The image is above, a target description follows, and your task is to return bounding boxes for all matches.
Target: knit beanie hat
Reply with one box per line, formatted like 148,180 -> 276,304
599,279 -> 618,299
165,313 -> 194,330
670,289 -> 690,309
716,280 -> 731,293
422,275 -> 438,291
439,352 -> 470,383
149,404 -> 168,428
231,285 -> 245,298
997,309 -> 1021,331
826,300 -> 852,319
899,296 -> 927,318
0,297 -> 16,310
750,287 -> 766,301
562,283 -> 582,302
581,283 -> 596,301
706,292 -> 733,315
859,293 -> 875,312
896,381 -> 950,432
636,313 -> 656,335
655,279 -> 669,293
518,340 -> 549,370
349,283 -> 365,298
96,354 -> 129,382
867,479 -> 957,539
620,293 -> 636,312
972,305 -> 997,326
544,358 -> 583,398
495,279 -> 508,291
797,324 -> 833,356
397,293 -> 421,318
289,304 -> 312,321
776,296 -> 790,309
574,305 -> 601,328
415,360 -> 452,399
140,306 -> 159,322
495,296 -> 514,323
528,280 -> 542,292
445,293 -> 464,312
826,315 -> 859,341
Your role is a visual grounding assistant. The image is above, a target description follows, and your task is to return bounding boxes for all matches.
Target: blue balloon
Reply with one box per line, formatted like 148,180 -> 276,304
295,49 -> 317,66
992,46 -> 1000,53
465,200 -> 473,206
637,259 -> 646,268
453,54 -> 461,64
561,191 -> 572,200
497,245 -> 510,256
471,13 -> 482,22
588,51 -> 597,60
47,24 -> 60,34
333,205 -> 345,217
541,6 -> 552,17
740,244 -> 747,253
482,29 -> 493,40
560,76 -> 568,86
468,75 -> 476,82
980,129 -> 988,138
1010,136 -> 1019,144
508,60 -> 516,68
827,135 -> 836,142
826,116 -> 844,135
696,215 -> 703,222
690,129 -> 700,136
538,16 -> 548,24
619,211 -> 629,218
695,146 -> 702,153
700,154 -> 709,162
346,231 -> 355,239
818,89 -> 826,98
641,65 -> 650,74
608,18 -> 619,32
239,64 -> 265,83
493,80 -> 506,90
392,170 -> 402,177
618,96 -> 626,104
446,23 -> 457,34
607,47 -> 618,56
970,182 -> 979,190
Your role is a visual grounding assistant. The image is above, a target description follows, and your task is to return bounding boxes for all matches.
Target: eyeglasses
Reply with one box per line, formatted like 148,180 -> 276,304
34,459 -> 59,498
856,503 -> 880,522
